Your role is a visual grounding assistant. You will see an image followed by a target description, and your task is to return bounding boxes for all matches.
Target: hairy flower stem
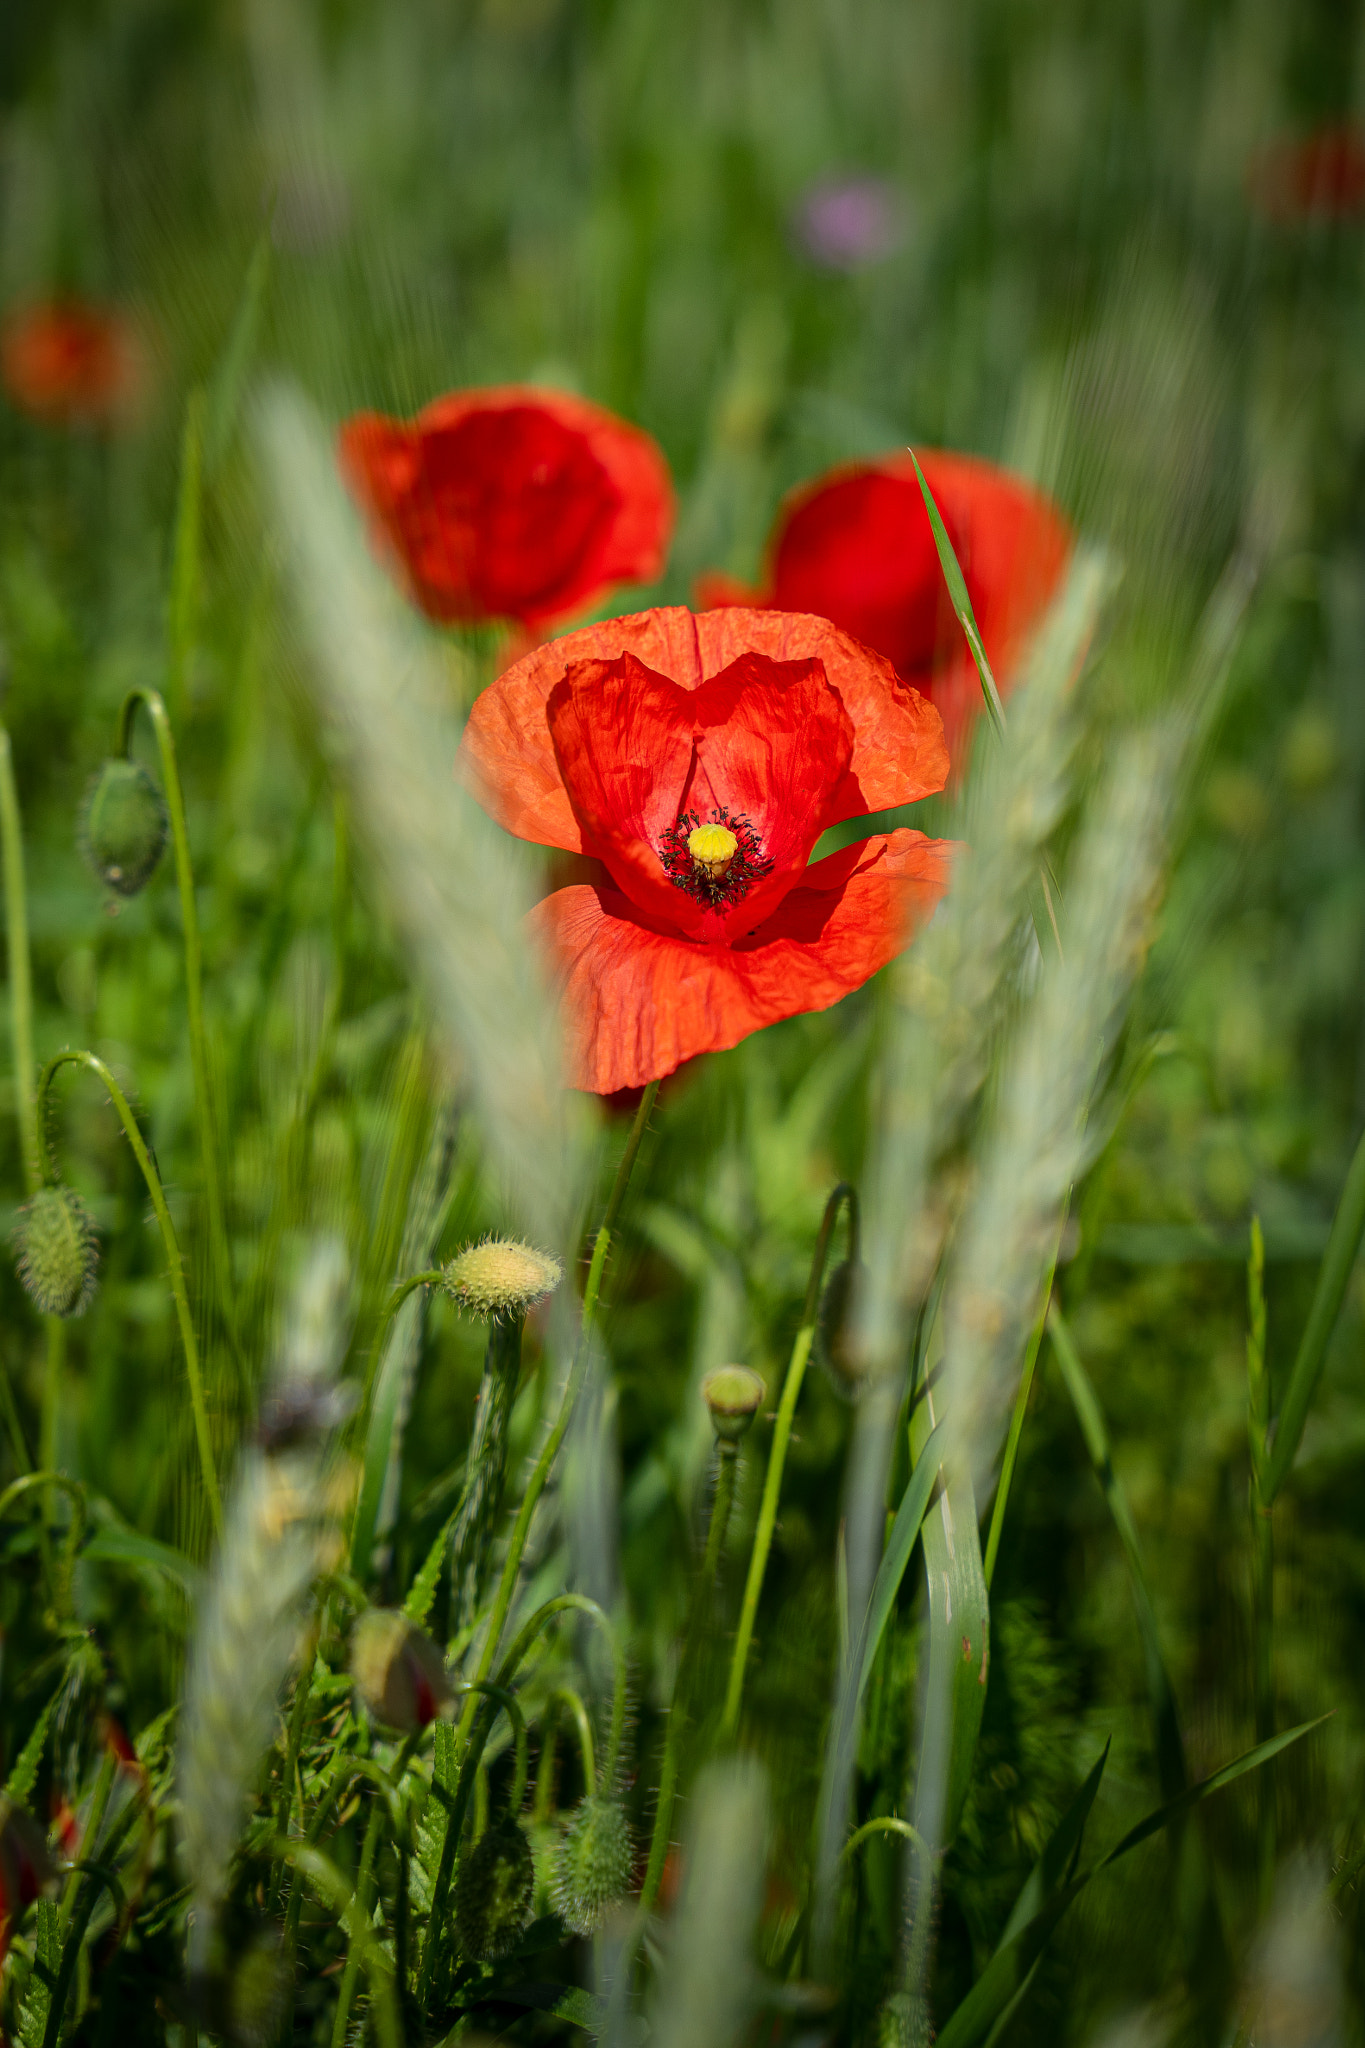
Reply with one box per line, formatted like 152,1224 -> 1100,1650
37,1050 -> 222,1536
0,726 -> 39,1196
722,1182 -> 857,1738
456,1080 -> 657,1729
640,1441 -> 737,1915
330,1797 -> 383,2048
1247,1215 -> 1275,1911
115,689 -> 233,1342
451,1313 -> 526,1632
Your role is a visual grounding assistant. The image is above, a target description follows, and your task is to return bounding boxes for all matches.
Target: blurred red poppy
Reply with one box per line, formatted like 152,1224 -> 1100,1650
461,606 -> 952,1094
697,451 -> 1070,764
339,385 -> 674,631
1249,126 -> 1365,221
1,301 -> 147,427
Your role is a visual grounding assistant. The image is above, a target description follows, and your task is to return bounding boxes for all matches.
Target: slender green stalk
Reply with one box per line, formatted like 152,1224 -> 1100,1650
330,1797 -> 382,2048
451,1313 -> 525,1631
1263,1120 -> 1365,1501
457,1081 -> 657,1716
538,1687 -> 596,1811
41,1322 -> 64,1480
57,1746 -> 117,1933
640,1441 -> 738,1915
115,688 -> 233,1335
379,1269 -> 444,1328
165,390 -> 204,729
983,1203 -> 1069,1589
0,726 -> 39,1195
37,1050 -> 222,1536
722,1182 -> 856,1738
1247,1215 -> 1275,1910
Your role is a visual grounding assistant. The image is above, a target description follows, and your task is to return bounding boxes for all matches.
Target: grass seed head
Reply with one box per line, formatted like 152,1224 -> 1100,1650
552,1795 -> 632,1937
13,1184 -> 99,1317
452,1818 -> 535,1958
701,1364 -> 766,1442
79,758 -> 168,897
441,1237 -> 563,1320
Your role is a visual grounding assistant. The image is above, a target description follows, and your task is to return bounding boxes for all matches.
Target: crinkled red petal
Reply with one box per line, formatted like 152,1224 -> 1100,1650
544,648 -> 855,941
460,605 -> 947,851
338,385 -> 673,629
533,828 -> 954,1094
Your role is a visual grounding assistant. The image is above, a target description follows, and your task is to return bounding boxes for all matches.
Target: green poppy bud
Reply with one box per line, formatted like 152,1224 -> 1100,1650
552,1795 -> 632,1937
441,1238 -> 562,1321
816,1258 -> 869,1394
12,1184 -> 99,1318
350,1609 -> 454,1732
452,1818 -> 535,1959
79,758 -> 168,897
700,1364 -> 765,1443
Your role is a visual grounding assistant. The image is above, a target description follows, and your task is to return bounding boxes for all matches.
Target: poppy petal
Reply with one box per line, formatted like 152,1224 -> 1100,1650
339,385 -> 674,630
533,827 -> 953,1094
460,605 -> 946,850
545,649 -> 857,940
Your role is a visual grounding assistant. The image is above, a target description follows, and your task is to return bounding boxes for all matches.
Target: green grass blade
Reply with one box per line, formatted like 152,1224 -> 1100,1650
914,1459 -> 990,1850
1098,1714 -> 1331,1868
856,1417 -> 943,1704
205,226 -> 272,472
3,1695 -> 54,1805
1263,1121 -> 1365,1501
999,1740 -> 1109,1946
1048,1303 -> 1187,1803
909,448 -> 1006,739
166,390 -> 204,726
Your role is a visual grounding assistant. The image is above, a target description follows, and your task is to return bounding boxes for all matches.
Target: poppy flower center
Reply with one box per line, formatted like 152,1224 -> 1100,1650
659,806 -> 773,911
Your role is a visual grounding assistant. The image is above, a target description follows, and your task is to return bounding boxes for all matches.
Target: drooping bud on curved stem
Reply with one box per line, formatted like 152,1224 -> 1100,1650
33,1049 -> 221,1537
11,1185 -> 99,1318
78,758 -> 168,896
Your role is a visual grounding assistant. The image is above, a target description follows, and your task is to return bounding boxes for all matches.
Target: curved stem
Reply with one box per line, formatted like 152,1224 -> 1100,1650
116,688 -> 233,1334
492,1592 -> 627,1791
839,1814 -> 931,1866
379,1270 -> 444,1330
722,1182 -> 855,1738
0,726 -> 39,1195
36,1050 -> 221,1536
640,1442 -> 738,1916
543,1686 -> 596,1801
330,1798 -> 382,2048
460,1081 -> 658,1718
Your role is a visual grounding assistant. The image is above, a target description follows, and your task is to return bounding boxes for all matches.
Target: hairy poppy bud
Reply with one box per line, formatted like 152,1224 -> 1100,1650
452,1818 -> 535,1959
552,1796 -> 632,1937
12,1184 -> 99,1318
700,1365 -> 765,1443
441,1238 -> 562,1321
816,1258 -> 869,1394
79,758 -> 168,897
350,1609 -> 454,1732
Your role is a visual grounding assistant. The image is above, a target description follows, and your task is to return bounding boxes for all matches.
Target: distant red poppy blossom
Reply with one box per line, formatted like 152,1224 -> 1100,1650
1,301 -> 147,427
461,606 -> 953,1094
338,386 -> 674,631
697,452 -> 1070,763
1249,126 -> 1365,221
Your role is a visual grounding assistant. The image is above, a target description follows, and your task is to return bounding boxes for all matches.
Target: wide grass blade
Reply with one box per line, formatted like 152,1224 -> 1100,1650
909,448 -> 1006,739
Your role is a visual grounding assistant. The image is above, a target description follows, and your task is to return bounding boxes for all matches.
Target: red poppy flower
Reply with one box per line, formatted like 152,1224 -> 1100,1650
338,385 -> 674,631
461,606 -> 953,1094
697,452 -> 1070,764
1,301 -> 147,426
1249,126 -> 1365,221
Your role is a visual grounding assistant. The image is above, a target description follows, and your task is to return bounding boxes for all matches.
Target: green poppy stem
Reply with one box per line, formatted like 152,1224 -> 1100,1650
458,1080 -> 658,1718
639,1440 -> 738,1916
722,1181 -> 856,1739
36,1049 -> 222,1538
0,725 -> 39,1196
115,688 -> 233,1337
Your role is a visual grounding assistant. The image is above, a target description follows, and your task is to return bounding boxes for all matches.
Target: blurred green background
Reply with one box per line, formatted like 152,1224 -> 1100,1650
4,0 -> 1365,2041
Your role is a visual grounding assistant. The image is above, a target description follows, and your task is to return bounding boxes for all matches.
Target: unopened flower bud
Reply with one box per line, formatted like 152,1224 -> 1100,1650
12,1184 -> 99,1318
552,1795 -> 632,1937
79,758 -> 168,897
701,1364 -> 765,1443
816,1258 -> 869,1394
350,1609 -> 454,1732
452,1818 -> 535,1958
441,1238 -> 562,1321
